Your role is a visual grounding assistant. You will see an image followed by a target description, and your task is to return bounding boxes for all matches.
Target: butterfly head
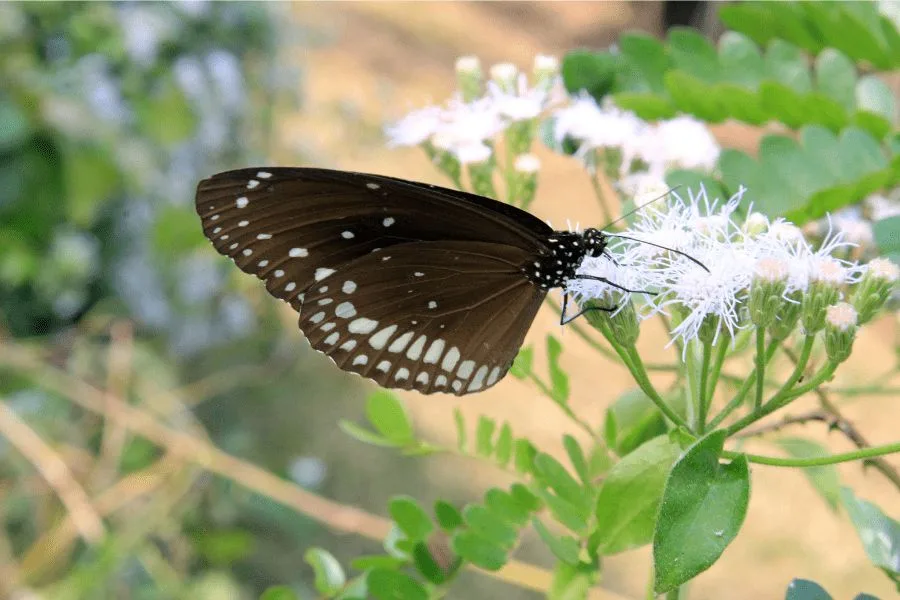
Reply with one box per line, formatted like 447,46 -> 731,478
581,228 -> 608,258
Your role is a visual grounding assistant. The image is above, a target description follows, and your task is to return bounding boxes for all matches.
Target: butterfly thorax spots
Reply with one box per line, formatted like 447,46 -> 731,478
525,228 -> 607,290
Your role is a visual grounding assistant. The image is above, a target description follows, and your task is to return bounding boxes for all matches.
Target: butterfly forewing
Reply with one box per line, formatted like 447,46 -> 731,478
299,241 -> 545,395
195,167 -> 558,395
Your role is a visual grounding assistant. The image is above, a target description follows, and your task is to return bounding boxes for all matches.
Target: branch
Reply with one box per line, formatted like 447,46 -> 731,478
0,399 -> 105,544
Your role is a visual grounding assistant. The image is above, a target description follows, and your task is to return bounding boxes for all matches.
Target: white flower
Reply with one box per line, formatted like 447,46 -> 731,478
642,115 -> 720,172
867,193 -> 900,220
569,186 -> 860,348
832,206 -> 874,246
385,105 -> 443,147
488,78 -> 547,121
513,153 -> 541,173
554,94 -> 646,153
430,97 -> 505,163
826,302 -> 858,331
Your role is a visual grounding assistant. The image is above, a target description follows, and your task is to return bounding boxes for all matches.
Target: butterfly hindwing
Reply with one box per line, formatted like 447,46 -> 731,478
298,241 -> 546,395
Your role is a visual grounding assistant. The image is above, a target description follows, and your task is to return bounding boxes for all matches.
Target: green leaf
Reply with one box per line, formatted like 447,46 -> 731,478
339,421 -> 398,448
532,518 -> 580,566
534,488 -> 589,534
453,408 -> 466,452
259,586 -> 299,600
335,576 -> 368,600
0,100 -> 32,152
856,75 -> 897,123
814,49 -> 856,112
135,78 -> 197,147
764,41 -> 813,94
451,530 -> 508,571
350,555 -> 407,571
666,170 -> 727,205
510,346 -> 533,379
617,32 -> 670,93
366,391 -> 414,445
665,71 -> 728,123
841,487 -> 900,582
534,453 -> 585,509
561,50 -> 616,102
785,579 -> 833,600
603,388 -> 668,456
462,505 -> 518,549
304,548 -> 346,596
610,92 -> 677,120
494,423 -> 513,467
192,529 -> 255,566
593,435 -> 682,555
653,431 -> 750,593
484,488 -> 532,527
717,32 -> 765,87
563,435 -> 590,484
63,143 -> 121,227
367,569 -> 427,600
389,497 -> 433,543
514,438 -> 537,474
154,205 -> 207,258
776,438 -> 841,510
412,542 -> 447,585
874,215 -> 900,260
546,335 -> 569,403
434,500 -> 463,531
511,483 -> 543,513
548,561 -> 599,600
475,416 -> 495,457
667,27 -> 720,82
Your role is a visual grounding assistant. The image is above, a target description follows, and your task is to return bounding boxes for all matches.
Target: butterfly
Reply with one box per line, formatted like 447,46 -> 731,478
195,167 -> 642,396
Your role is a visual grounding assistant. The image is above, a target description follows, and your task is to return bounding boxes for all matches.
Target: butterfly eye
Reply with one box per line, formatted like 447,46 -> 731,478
196,167 -> 601,395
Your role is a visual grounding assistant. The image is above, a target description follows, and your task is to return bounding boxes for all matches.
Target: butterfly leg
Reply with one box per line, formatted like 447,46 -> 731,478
559,291 -> 616,325
575,275 -> 657,296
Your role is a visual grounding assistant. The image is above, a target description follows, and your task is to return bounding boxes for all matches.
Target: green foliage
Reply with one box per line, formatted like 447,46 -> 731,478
304,548 -> 347,596
873,215 -> 900,264
603,388 -> 668,456
785,579 -> 833,600
842,487 -> 900,588
260,586 -> 301,600
653,431 -> 750,593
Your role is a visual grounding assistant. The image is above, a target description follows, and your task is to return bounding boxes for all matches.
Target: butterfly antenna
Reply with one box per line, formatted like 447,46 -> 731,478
605,234 -> 709,272
601,185 -> 683,231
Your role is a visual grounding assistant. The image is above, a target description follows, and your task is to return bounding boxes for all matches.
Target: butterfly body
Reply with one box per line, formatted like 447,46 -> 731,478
196,167 -> 607,395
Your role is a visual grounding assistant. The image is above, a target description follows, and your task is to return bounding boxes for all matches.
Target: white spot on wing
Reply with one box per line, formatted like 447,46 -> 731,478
229,243 -> 238,250
285,282 -> 296,292
257,171 -> 272,179
442,347 -> 460,372
367,182 -> 380,190
468,365 -> 489,391
487,366 -> 501,386
243,249 -> 253,256
349,318 -> 378,334
310,311 -> 325,324
335,302 -> 356,318
274,269 -> 285,278
416,372 -> 429,385
239,220 -> 249,227
315,268 -> 335,281
423,339 -> 445,364
342,281 -> 357,294
213,227 -> 222,234
324,332 -> 340,345
406,335 -> 427,361
341,231 -> 355,239
457,360 -> 475,379
395,368 -> 410,381
352,355 -> 368,366
317,297 -> 332,305
289,248 -> 308,258
376,360 -> 391,372
368,325 -> 398,350
428,301 -> 437,309
257,233 -> 272,240
388,331 -> 414,353
236,197 -> 249,208
340,340 -> 357,351
211,214 -> 220,221
321,322 -> 336,331
451,380 -> 463,392
382,217 -> 395,227
247,179 -> 260,189
435,375 -> 448,387
414,272 -> 424,277
258,260 -> 269,268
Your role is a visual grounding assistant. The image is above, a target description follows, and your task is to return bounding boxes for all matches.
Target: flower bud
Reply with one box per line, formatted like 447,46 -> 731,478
824,302 -> 857,364
586,299 -> 639,347
489,62 -> 519,93
455,55 -> 483,102
852,258 -> 899,324
749,258 -> 788,328
532,54 -> 559,90
801,257 -> 846,333
743,212 -> 769,237
505,120 -> 535,156
697,313 -> 721,345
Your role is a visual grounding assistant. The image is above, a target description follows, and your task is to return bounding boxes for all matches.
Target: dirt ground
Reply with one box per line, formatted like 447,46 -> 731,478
282,3 -> 899,598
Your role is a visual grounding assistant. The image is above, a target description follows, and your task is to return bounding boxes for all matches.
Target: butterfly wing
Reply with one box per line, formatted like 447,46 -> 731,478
299,240 -> 546,395
195,167 -> 552,311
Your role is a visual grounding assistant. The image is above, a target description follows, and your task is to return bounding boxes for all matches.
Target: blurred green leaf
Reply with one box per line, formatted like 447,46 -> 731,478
389,496 -> 433,543
153,205 -> 208,257
135,78 -> 197,147
462,505 -> 518,549
549,561 -> 598,600
563,435 -> 589,485
609,92 -> 677,120
617,32 -> 670,93
367,569 -> 427,600
453,407 -> 467,452
873,215 -> 900,263
776,438 -> 841,510
664,71 -> 728,123
532,518 -> 580,566
514,438 -> 537,474
339,420 -> 399,448
594,435 -> 682,555
603,388 -> 667,456
475,415 -> 495,457
350,555 -> 407,571
717,32 -> 765,87
484,488 -> 531,527
63,142 -> 120,227
336,576 -> 368,600
534,452 -> 586,510
366,391 -> 414,445
561,50 -> 616,102
511,483 -> 543,513
434,500 -> 463,531
668,27 -> 720,82
856,75 -> 897,123
546,335 -> 569,403
510,346 -> 533,379
653,431 -> 750,593
259,586 -> 300,600
785,579 -> 833,600
451,530 -> 507,571
304,548 -> 346,596
192,529 -> 255,566
412,542 -> 447,585
764,41 -> 813,94
815,49 -> 856,112
534,488 -> 588,534
494,422 -> 513,467
0,99 -> 32,152
841,487 -> 900,584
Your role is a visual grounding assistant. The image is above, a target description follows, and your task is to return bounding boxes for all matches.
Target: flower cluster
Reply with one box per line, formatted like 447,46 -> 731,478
568,186 -> 897,351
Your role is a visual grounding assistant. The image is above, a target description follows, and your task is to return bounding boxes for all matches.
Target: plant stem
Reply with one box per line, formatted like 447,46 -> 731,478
706,339 -> 730,405
625,345 -> 692,433
697,339 -> 712,434
707,339 -> 781,430
724,442 -> 900,467
544,297 -> 622,364
754,327 -> 765,410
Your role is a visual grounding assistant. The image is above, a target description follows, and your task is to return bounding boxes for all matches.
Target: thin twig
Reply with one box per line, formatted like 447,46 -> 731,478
735,410 -> 832,439
0,399 -> 105,544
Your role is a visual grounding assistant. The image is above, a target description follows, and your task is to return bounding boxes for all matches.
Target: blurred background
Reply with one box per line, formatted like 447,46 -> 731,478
0,2 -> 896,599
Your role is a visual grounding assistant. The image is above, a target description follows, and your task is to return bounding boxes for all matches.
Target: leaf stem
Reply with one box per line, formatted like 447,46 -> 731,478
697,339 -> 712,434
625,346 -> 692,433
705,339 -> 730,406
725,442 -> 900,468
707,339 -> 781,430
